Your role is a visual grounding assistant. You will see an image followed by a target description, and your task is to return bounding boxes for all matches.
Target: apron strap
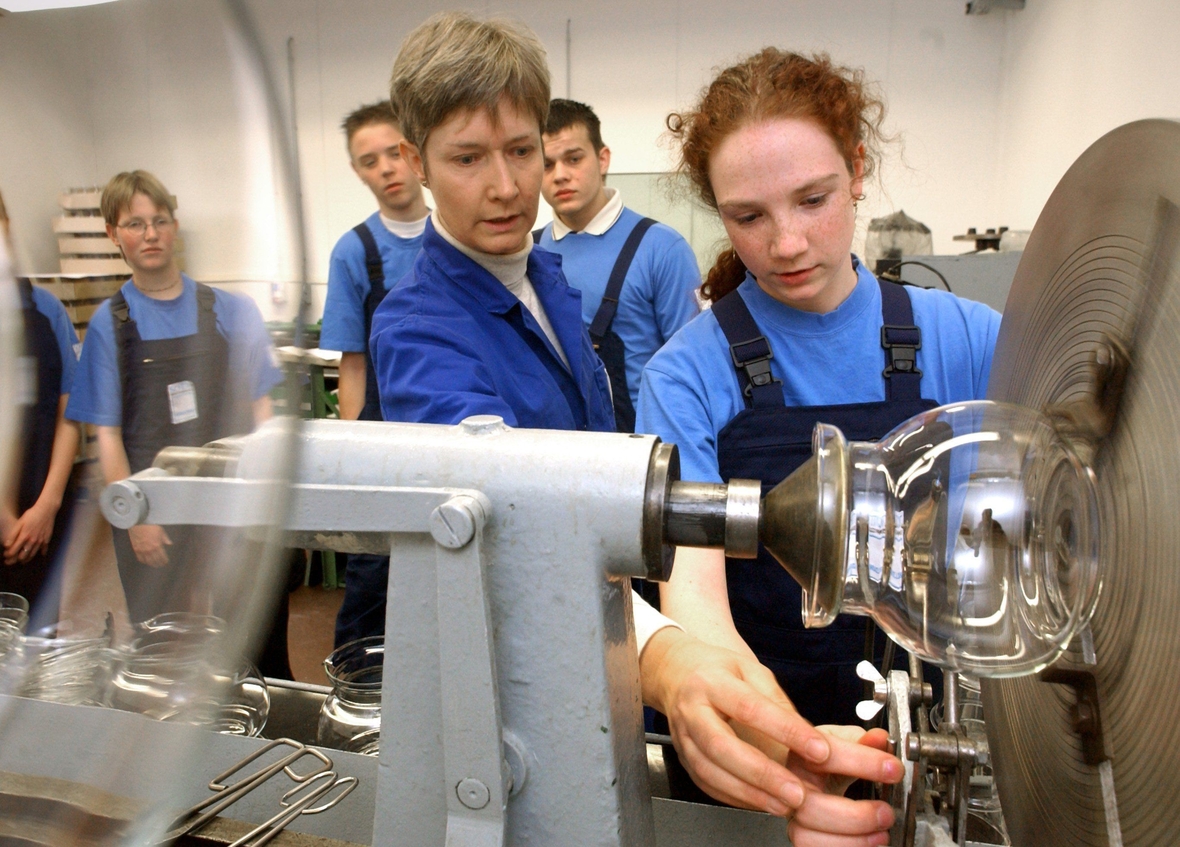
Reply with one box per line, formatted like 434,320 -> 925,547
532,227 -> 545,244
110,287 -> 136,406
352,222 -> 386,333
588,217 -> 657,340
353,222 -> 389,420
878,278 -> 923,402
110,287 -> 131,327
711,289 -> 784,409
195,282 -> 218,336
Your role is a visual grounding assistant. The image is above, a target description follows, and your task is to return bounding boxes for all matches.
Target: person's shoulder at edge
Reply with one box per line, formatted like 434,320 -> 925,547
29,286 -> 80,390
29,284 -> 72,323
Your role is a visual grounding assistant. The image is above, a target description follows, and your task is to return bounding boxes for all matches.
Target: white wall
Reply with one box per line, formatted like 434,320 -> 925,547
993,0 -> 1180,234
12,0 -> 1157,322
0,9 -> 98,273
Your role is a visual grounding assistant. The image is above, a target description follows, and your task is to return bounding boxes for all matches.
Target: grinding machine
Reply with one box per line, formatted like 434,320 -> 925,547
2,118 -> 1179,846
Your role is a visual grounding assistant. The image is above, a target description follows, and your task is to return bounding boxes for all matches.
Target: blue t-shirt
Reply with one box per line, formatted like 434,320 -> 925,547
370,219 -> 615,432
636,261 -> 1002,483
537,207 -> 700,407
66,276 -> 283,427
320,212 -> 424,353
28,285 -> 80,395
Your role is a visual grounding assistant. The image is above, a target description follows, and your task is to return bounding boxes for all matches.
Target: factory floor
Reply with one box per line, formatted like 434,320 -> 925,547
287,585 -> 344,686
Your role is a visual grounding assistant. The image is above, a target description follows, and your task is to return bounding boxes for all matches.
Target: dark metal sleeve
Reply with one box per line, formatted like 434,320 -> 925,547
663,481 -> 729,548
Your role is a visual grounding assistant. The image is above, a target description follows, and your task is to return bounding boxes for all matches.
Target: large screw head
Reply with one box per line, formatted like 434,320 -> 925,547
430,496 -> 480,549
456,778 -> 490,810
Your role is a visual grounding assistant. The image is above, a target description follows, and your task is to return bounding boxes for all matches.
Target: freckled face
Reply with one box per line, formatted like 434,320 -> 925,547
405,96 -> 542,255
709,117 -> 863,314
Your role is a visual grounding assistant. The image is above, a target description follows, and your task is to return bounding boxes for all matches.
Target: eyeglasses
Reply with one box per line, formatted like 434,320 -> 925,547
117,216 -> 175,235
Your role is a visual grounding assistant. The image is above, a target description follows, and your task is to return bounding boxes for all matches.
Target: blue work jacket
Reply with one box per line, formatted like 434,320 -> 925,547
369,219 -> 616,432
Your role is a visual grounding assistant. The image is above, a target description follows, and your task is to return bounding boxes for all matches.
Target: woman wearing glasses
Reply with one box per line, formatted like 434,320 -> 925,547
66,170 -> 281,623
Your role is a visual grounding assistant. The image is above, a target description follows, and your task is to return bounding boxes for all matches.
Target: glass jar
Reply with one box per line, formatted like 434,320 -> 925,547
105,614 -> 269,736
0,592 -> 29,633
15,620 -> 111,705
318,636 -> 383,755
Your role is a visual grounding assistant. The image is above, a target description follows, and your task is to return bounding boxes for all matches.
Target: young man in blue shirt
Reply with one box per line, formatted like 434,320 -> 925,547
537,99 -> 700,432
321,101 -> 429,647
66,171 -> 282,622
322,101 -> 429,422
372,12 -> 900,829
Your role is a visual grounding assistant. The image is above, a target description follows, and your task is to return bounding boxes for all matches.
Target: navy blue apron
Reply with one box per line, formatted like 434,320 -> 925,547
352,222 -> 389,423
111,283 -> 251,622
334,223 -> 391,647
533,219 -> 656,433
0,280 -> 72,613
712,277 -> 938,728
586,217 -> 655,434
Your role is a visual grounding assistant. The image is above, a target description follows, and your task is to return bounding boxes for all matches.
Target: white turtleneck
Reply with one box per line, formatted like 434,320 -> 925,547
380,210 -> 430,239
432,211 -> 569,369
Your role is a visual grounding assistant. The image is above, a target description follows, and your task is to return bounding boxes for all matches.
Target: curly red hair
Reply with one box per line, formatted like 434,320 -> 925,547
668,49 -> 887,302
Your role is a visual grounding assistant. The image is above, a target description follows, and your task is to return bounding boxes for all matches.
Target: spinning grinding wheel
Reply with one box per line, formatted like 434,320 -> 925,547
983,119 -> 1180,846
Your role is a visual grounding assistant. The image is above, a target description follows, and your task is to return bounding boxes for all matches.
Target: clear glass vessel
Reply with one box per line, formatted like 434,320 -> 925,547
318,636 -> 383,756
761,401 -> 1101,677
12,620 -> 111,705
0,592 -> 26,661
105,614 -> 269,736
0,592 -> 29,632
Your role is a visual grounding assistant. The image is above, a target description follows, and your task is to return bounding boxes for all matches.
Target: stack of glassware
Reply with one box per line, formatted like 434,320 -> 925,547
104,613 -> 269,736
0,596 -> 112,706
17,623 -> 112,705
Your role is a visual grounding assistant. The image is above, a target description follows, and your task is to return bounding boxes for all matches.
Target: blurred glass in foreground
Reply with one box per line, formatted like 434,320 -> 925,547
0,1 -> 310,843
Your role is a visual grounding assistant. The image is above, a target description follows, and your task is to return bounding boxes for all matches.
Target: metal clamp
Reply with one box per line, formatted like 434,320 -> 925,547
159,739 -> 349,846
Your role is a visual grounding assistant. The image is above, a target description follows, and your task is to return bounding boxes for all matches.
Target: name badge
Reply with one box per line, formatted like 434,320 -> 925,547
167,380 -> 199,425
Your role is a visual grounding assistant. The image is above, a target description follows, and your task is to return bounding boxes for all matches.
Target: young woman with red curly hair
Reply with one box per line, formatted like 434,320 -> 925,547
636,49 -> 1001,845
